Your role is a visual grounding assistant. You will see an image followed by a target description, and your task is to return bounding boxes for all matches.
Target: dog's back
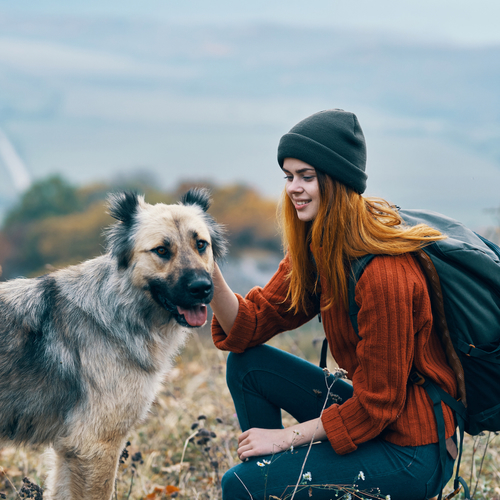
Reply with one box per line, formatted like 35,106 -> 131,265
0,273 -> 84,446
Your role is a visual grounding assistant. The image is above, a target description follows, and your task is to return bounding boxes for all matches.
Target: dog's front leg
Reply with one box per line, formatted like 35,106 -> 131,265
44,439 -> 124,500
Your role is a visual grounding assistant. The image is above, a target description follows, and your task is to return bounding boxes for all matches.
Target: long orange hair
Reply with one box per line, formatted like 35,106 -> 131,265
279,171 -> 445,313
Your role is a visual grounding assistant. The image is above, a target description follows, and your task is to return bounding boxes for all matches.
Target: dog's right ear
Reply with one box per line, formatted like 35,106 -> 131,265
180,188 -> 228,261
180,188 -> 211,212
106,192 -> 141,270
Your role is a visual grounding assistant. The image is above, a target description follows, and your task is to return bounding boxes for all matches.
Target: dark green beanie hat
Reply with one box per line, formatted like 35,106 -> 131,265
277,109 -> 367,194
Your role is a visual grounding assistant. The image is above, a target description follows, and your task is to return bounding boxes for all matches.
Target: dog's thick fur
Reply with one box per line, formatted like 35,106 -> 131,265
0,188 -> 227,499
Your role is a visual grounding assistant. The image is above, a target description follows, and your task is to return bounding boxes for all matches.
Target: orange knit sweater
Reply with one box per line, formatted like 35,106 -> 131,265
212,253 -> 457,455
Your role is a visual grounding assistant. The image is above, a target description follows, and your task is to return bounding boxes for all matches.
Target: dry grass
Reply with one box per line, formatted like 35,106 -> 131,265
1,324 -> 499,499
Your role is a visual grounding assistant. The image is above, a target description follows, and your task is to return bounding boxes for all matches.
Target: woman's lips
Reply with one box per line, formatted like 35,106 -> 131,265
294,200 -> 310,210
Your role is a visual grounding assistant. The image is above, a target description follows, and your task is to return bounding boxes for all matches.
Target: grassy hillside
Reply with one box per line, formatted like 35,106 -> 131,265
1,324 -> 498,499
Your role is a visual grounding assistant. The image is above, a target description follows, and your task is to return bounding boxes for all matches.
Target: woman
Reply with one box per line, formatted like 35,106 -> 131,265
210,109 -> 457,500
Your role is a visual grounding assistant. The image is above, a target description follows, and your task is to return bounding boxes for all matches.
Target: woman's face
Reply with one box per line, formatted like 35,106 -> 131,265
283,158 -> 320,222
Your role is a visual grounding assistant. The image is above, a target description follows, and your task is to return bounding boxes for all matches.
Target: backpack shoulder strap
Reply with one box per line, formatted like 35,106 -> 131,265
348,254 -> 376,338
319,253 -> 374,367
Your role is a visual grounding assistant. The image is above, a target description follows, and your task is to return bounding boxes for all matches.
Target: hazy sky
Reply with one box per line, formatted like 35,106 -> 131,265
2,0 -> 500,46
1,0 -> 499,230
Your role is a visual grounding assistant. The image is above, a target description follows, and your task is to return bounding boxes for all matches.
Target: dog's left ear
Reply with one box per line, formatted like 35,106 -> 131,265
180,188 -> 211,212
106,192 -> 141,270
180,188 -> 228,261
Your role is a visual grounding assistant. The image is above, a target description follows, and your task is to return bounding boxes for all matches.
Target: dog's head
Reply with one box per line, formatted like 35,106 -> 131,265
105,188 -> 227,328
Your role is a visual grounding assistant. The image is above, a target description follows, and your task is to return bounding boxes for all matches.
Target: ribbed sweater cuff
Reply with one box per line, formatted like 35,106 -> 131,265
321,405 -> 357,455
212,294 -> 256,352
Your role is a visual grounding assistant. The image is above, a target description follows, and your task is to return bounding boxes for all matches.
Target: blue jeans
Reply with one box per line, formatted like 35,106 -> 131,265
222,345 -> 455,500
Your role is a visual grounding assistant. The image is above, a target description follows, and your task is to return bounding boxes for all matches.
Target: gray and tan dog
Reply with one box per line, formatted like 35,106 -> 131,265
0,188 -> 227,499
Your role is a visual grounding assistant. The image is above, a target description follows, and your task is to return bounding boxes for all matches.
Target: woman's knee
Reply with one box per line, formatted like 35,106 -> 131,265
226,345 -> 272,388
221,465 -> 259,500
225,351 -> 244,392
220,469 -> 238,497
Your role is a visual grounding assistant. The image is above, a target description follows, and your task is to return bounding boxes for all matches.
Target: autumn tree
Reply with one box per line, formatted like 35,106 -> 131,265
210,185 -> 280,253
3,175 -> 82,229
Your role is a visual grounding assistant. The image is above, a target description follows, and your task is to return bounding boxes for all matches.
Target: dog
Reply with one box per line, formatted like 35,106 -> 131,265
0,188 -> 227,499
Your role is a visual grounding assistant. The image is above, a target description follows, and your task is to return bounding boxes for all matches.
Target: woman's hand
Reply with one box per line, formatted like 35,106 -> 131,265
236,418 -> 328,460
237,428 -> 293,460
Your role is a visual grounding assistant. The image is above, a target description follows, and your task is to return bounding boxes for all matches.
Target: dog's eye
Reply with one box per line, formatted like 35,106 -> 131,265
153,246 -> 170,258
197,240 -> 208,253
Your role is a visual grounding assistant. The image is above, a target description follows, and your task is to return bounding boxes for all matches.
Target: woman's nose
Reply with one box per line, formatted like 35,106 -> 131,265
287,178 -> 303,193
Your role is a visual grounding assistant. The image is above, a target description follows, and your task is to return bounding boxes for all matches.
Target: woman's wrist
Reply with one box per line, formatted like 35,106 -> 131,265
210,263 -> 239,335
286,418 -> 327,448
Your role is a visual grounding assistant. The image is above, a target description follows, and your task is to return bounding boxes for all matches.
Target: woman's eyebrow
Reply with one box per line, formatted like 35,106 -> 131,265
283,168 -> 315,174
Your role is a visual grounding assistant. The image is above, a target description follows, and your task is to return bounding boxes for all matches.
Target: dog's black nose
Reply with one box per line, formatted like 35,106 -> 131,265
187,278 -> 213,299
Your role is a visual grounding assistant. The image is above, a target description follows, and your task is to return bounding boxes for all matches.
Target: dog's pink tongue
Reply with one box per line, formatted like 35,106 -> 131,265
177,304 -> 208,327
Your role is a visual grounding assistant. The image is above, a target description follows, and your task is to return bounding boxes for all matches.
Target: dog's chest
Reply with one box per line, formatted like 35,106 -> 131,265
78,325 -> 187,428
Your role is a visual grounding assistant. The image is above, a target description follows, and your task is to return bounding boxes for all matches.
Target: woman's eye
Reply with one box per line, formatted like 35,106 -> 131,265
284,176 -> 293,181
197,240 -> 208,252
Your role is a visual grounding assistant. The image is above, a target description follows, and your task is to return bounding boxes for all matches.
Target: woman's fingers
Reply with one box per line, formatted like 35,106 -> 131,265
237,428 -> 288,460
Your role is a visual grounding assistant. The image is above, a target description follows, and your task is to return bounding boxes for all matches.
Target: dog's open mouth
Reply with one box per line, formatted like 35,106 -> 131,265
148,280 -> 211,328
176,305 -> 208,328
